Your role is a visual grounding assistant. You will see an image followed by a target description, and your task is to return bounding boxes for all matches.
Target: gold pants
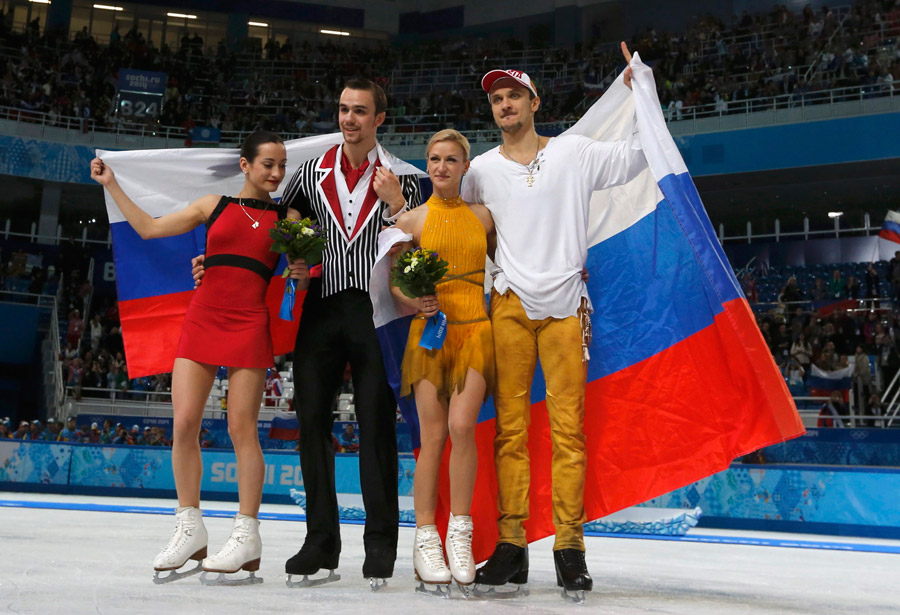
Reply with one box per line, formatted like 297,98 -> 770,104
490,289 -> 587,551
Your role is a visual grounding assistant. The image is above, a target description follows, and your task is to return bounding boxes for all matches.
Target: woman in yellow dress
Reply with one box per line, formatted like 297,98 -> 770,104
391,129 -> 495,592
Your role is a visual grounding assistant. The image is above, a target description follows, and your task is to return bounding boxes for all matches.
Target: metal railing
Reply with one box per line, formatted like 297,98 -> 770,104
64,386 -> 355,422
718,212 -> 883,244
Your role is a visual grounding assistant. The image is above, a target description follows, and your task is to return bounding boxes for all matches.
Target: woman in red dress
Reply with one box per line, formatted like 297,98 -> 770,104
91,132 -> 309,583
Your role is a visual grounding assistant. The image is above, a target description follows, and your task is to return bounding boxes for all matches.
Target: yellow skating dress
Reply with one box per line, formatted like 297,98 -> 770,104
400,195 -> 495,400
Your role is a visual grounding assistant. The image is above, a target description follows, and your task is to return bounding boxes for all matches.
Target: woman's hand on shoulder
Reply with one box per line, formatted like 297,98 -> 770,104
286,207 -> 301,220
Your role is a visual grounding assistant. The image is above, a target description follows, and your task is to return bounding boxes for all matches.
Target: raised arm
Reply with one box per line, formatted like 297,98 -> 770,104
91,157 -> 216,239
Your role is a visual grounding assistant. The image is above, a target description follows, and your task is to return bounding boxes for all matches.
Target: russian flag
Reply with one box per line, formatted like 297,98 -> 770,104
268,412 -> 300,441
372,53 -> 804,563
879,210 -> 900,245
807,364 -> 852,401
97,134 -> 349,377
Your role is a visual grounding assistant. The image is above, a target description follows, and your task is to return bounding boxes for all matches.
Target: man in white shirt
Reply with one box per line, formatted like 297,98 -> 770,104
462,43 -> 645,600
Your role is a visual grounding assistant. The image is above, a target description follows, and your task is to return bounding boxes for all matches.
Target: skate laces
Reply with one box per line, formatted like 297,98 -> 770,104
416,528 -> 446,568
158,512 -> 198,560
447,518 -> 473,570
213,518 -> 254,557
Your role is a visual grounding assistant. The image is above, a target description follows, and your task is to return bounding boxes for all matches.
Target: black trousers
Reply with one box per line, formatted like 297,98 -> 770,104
293,283 -> 399,559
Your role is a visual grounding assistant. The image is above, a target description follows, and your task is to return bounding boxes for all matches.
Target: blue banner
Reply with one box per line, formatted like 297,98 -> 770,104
191,126 -> 222,144
117,69 -> 167,94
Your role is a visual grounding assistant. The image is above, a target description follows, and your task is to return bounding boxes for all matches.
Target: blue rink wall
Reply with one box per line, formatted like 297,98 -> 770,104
2,439 -> 899,539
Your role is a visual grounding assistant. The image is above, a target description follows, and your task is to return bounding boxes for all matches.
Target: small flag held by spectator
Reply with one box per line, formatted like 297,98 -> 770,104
878,210 -> 900,244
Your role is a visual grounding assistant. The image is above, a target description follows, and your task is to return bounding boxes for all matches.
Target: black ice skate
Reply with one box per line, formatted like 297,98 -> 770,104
471,543 -> 529,599
363,546 -> 395,591
284,543 -> 341,588
554,548 -> 592,604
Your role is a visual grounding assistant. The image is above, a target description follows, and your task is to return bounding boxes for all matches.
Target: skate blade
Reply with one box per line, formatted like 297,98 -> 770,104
471,583 -> 529,599
453,579 -> 475,599
152,561 -> 203,584
560,588 -> 586,605
367,577 -> 388,592
415,581 -> 451,598
199,571 -> 263,586
285,570 -> 340,588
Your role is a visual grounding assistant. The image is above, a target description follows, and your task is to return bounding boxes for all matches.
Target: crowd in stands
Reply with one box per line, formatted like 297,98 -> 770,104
745,258 -> 900,425
2,1 -> 898,137
0,415 -> 172,445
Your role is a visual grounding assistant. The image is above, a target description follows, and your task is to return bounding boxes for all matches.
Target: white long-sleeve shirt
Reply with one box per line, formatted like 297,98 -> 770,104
461,133 -> 645,320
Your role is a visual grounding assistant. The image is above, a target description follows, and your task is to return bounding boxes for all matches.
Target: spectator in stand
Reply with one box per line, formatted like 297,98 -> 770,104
790,333 -> 812,374
13,421 -> 29,439
27,420 -> 43,440
105,327 -> 124,356
89,314 -> 103,352
828,270 -> 845,300
100,420 -> 114,444
759,320 -> 773,349
852,345 -> 873,415
818,391 -> 848,428
43,418 -> 61,441
784,359 -> 805,387
0,423 -> 9,439
779,276 -> 803,303
129,425 -> 143,445
74,424 -> 90,442
862,311 -> 880,351
66,309 -> 84,348
59,417 -> 77,441
867,393 -> 885,428
889,251 -> 900,302
112,425 -> 129,444
199,428 -> 214,448
264,367 -> 283,407
772,323 -> 791,361
107,364 -> 128,398
812,278 -> 827,301
340,423 -> 360,453
865,264 -> 880,300
845,275 -> 861,300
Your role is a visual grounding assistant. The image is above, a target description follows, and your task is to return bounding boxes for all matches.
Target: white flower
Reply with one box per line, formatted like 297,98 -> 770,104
410,257 -> 420,268
301,227 -> 315,236
404,265 -> 411,274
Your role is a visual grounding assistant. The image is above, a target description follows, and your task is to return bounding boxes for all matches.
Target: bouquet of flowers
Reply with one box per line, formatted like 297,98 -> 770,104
269,217 -> 328,276
391,247 -> 449,298
270,217 -> 328,321
391,248 -> 449,349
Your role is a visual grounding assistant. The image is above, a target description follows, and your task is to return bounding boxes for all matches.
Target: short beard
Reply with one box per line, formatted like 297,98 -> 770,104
498,119 -> 524,134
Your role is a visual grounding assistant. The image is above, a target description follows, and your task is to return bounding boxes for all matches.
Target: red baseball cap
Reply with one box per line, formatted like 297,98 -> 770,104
481,69 -> 538,97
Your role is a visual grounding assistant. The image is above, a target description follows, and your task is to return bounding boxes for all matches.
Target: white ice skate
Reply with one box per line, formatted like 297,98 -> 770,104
413,525 -> 451,598
200,514 -> 263,586
446,514 -> 475,597
152,506 -> 208,584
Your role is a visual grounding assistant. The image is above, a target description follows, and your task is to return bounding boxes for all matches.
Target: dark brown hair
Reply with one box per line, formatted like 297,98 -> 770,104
343,78 -> 387,115
240,130 -> 284,162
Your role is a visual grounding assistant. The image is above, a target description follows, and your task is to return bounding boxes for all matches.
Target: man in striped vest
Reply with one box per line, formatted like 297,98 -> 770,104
279,78 -> 422,588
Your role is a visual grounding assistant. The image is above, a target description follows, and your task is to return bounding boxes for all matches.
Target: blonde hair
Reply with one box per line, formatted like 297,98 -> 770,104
425,129 -> 471,160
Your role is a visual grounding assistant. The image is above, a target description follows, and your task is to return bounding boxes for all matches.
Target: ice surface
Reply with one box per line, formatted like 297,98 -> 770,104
1,492 -> 898,615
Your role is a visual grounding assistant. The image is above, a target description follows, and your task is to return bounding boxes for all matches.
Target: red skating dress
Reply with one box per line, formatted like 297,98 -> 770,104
175,196 -> 285,368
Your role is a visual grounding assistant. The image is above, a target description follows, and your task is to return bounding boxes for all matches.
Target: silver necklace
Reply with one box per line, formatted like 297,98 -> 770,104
237,196 -> 270,229
501,135 -> 542,188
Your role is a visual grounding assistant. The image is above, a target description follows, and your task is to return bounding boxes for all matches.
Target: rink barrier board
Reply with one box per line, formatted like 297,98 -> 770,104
2,439 -> 900,539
